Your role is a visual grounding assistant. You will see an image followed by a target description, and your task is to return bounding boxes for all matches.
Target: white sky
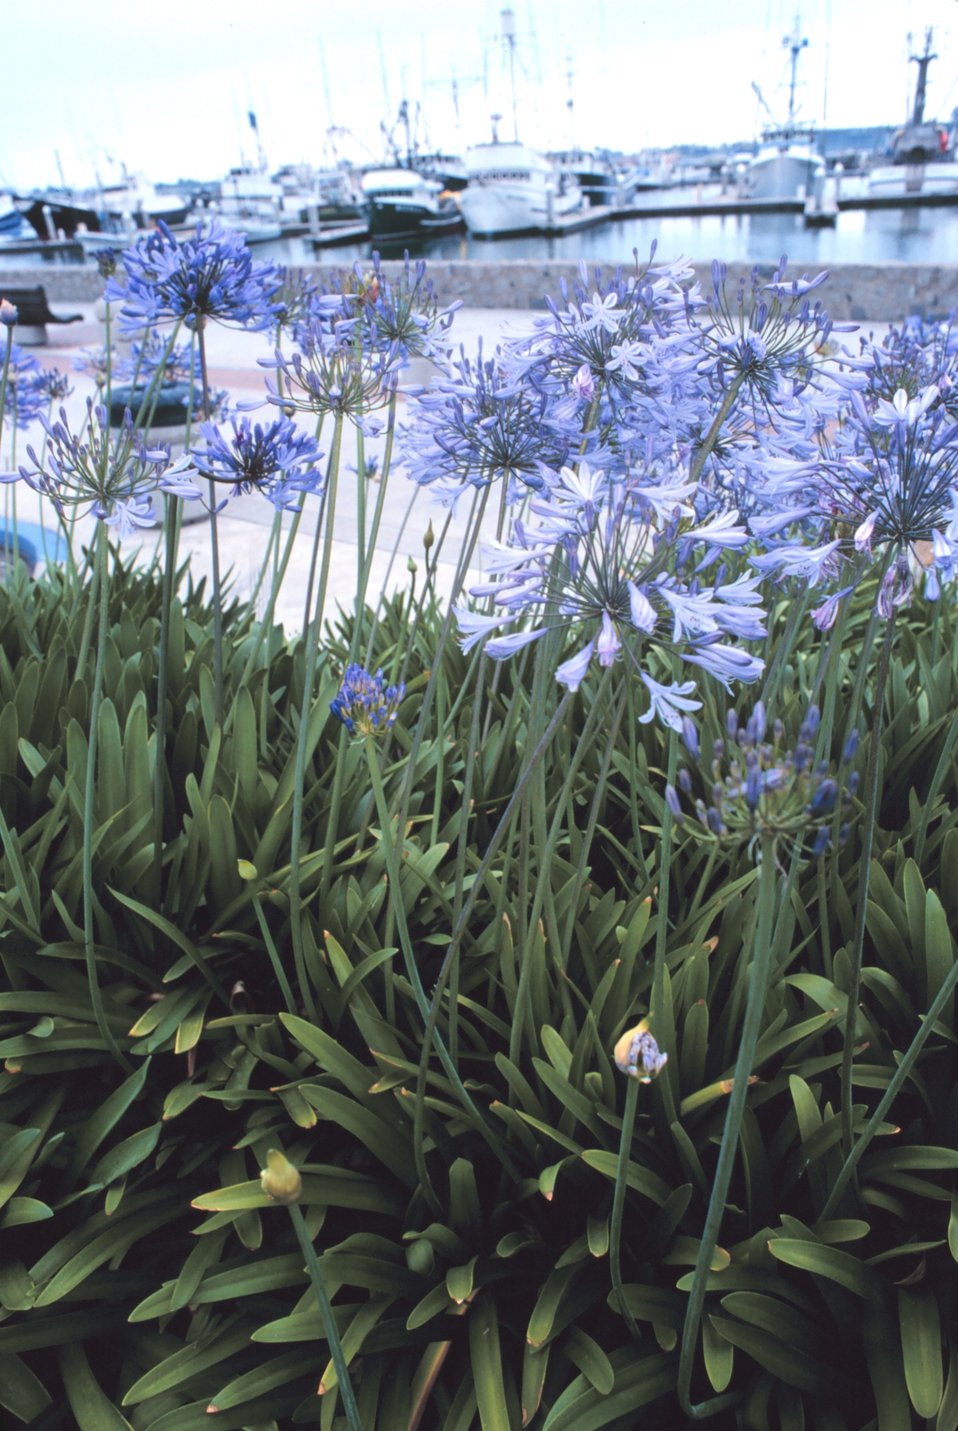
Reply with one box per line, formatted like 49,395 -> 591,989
4,0 -> 957,190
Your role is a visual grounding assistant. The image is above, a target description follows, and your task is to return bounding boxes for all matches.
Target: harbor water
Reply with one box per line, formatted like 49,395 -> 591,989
229,202 -> 958,271
6,188 -> 958,274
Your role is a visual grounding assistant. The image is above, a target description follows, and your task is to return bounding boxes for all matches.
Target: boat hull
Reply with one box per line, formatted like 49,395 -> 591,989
366,198 -> 462,241
459,183 -> 582,236
746,151 -> 825,201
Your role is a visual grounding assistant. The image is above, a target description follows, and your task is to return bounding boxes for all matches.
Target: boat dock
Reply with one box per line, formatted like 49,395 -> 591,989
581,183 -> 958,224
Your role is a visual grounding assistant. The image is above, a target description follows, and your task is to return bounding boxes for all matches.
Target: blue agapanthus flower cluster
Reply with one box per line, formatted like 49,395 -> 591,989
456,460 -> 765,722
185,416 -> 324,510
750,325 -> 958,617
343,251 -> 459,365
262,313 -> 403,426
692,258 -> 834,407
514,249 -> 698,407
261,255 -> 458,425
330,665 -> 406,738
400,340 -> 576,504
6,400 -> 194,536
666,701 -> 858,864
399,256 -> 851,728
104,219 -> 282,334
2,345 -> 71,428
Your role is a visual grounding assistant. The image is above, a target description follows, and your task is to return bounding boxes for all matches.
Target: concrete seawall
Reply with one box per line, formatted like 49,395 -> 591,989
2,259 -> 956,323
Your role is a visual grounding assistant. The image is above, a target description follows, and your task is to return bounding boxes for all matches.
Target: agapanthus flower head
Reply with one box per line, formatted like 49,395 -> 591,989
855,313 -> 958,419
667,701 -> 858,865
697,257 -> 833,404
345,251 -> 458,364
801,375 -> 958,613
8,400 -> 176,536
613,1018 -> 668,1083
516,252 -> 697,404
94,248 -> 118,280
456,461 -> 765,723
263,314 -> 401,423
399,342 -> 574,501
34,368 -> 73,403
104,218 -> 282,334
186,416 -> 324,509
330,665 -> 406,737
3,346 -> 62,428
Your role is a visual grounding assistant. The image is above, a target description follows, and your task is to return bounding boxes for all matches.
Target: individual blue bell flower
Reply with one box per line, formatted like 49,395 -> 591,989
613,1018 -> 668,1083
330,665 -> 406,738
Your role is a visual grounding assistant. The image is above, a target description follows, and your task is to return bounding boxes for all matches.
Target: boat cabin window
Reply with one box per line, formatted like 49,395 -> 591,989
477,170 -> 533,182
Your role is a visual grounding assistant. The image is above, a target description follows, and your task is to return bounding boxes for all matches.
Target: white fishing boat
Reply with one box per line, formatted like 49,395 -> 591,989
745,19 -> 825,202
458,9 -> 584,236
459,141 -> 583,236
867,30 -> 958,199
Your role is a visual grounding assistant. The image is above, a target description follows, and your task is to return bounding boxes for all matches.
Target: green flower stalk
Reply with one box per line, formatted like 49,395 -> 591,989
259,1149 -> 362,1431
610,1018 -> 668,1344
330,664 -> 514,1204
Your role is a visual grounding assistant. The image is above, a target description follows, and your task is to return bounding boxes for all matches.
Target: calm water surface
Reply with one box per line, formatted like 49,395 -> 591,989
8,198 -> 957,273
255,201 -> 958,270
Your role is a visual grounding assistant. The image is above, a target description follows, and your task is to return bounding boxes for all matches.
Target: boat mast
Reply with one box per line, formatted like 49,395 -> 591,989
783,16 -> 809,128
910,29 -> 936,127
501,7 -> 519,142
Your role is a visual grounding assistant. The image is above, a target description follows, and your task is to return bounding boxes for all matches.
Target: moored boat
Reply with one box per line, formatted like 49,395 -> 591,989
361,168 -> 462,241
744,20 -> 825,202
866,29 -> 958,199
458,141 -> 583,237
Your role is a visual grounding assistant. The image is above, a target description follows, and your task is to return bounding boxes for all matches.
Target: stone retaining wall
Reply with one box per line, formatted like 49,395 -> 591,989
2,259 -> 956,322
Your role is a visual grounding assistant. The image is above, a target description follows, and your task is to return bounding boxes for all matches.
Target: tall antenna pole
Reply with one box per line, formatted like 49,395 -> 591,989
566,58 -> 575,151
911,29 -> 937,127
501,7 -> 518,142
783,15 -> 808,127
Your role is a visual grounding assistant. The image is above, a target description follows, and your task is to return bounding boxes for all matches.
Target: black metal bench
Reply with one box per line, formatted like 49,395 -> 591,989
0,285 -> 83,346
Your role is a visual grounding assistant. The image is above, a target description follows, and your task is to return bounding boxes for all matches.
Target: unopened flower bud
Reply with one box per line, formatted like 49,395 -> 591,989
423,519 -> 434,551
260,1148 -> 302,1204
0,299 -> 18,327
613,1018 -> 668,1083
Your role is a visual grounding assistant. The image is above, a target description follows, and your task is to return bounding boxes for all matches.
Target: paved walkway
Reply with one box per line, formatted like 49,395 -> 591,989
8,303 -> 541,631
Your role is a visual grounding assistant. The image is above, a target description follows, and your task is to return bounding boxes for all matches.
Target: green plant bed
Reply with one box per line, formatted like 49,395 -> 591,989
0,555 -> 956,1430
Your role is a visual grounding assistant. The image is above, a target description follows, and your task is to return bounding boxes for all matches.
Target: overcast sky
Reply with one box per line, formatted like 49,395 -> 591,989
4,0 -> 957,191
